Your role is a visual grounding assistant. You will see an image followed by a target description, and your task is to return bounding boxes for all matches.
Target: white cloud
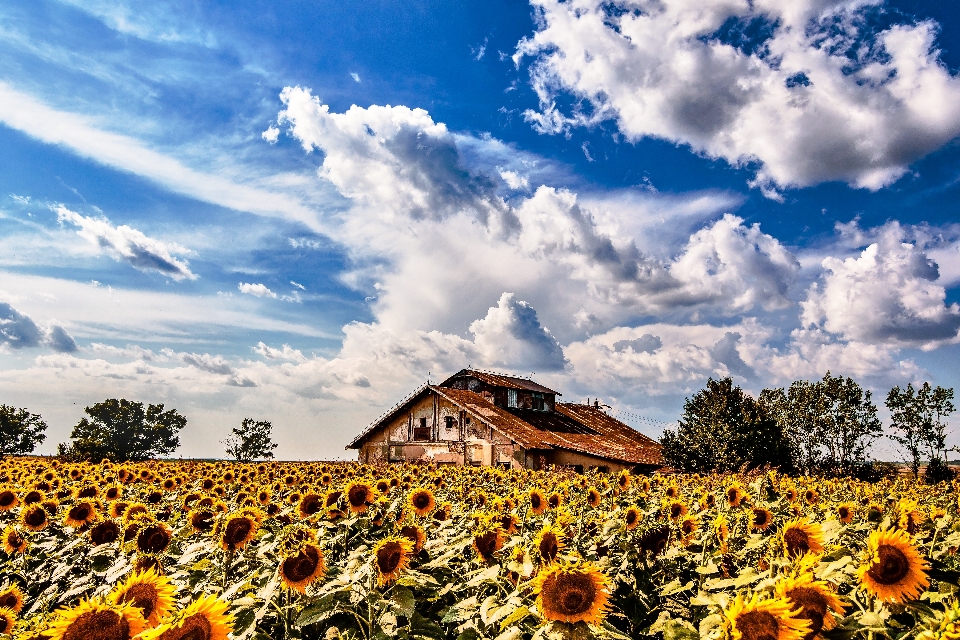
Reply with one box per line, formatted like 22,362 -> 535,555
0,82 -> 320,227
350,72 -> 361,83
801,225 -> 960,349
515,0 -> 960,190
238,283 -> 277,298
262,125 -> 280,144
253,342 -> 307,363
56,206 -> 196,280
469,292 -> 566,371
499,169 -> 530,191
0,300 -> 77,353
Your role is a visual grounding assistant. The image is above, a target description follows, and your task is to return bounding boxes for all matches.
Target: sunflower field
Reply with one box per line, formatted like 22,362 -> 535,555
1,458 -> 959,640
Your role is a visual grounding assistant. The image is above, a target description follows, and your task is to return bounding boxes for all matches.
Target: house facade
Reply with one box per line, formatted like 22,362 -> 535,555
347,369 -> 663,473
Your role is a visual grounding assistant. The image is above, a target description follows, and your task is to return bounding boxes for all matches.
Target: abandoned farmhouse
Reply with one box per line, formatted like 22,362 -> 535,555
347,369 -> 663,472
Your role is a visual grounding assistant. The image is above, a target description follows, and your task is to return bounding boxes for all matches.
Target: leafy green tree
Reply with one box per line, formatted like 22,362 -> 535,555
58,399 -> 186,462
0,405 -> 48,458
886,382 -> 955,479
224,418 -> 278,462
660,377 -> 792,473
761,372 -> 881,476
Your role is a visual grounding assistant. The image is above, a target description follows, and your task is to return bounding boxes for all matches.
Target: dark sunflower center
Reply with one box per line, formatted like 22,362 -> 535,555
671,504 -> 682,518
753,510 -> 769,527
682,519 -> 695,535
91,521 -> 121,545
548,495 -> 560,509
625,510 -> 638,526
400,525 -> 421,547
784,527 -> 810,555
0,491 -> 16,507
325,492 -> 341,507
122,583 -> 159,619
736,610 -> 779,640
106,488 -> 120,500
530,494 -> 542,509
549,573 -> 596,615
348,485 -> 370,507
224,518 -> 253,545
727,489 -> 738,502
838,507 -> 849,519
282,546 -> 321,583
301,496 -> 322,515
474,531 -> 500,558
0,593 -> 17,609
25,507 -> 47,527
79,487 -> 98,498
62,610 -> 130,640
157,613 -> 211,640
138,525 -> 171,554
412,492 -> 432,510
25,491 -> 42,504
539,533 -> 559,560
377,542 -> 404,574
868,544 -> 910,585
0,615 -> 8,634
191,511 -> 214,531
787,587 -> 829,637
69,504 -> 91,522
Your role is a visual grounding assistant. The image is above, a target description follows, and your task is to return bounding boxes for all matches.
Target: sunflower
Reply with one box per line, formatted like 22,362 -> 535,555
189,509 -> 215,533
857,527 -> 930,603
46,599 -> 147,640
133,521 -> 171,555
408,488 -> 436,516
64,499 -> 98,528
548,492 -> 563,510
624,506 -> 641,531
90,519 -> 122,546
373,536 -> 414,586
104,484 -> 123,501
804,488 -> 819,506
775,574 -> 846,640
533,560 -> 610,625
917,598 -> 960,640
529,489 -> 548,515
0,488 -> 19,511
219,513 -> 259,551
668,500 -> 689,522
617,471 -> 631,490
665,484 -> 680,499
0,607 -> 15,636
722,593 -> 810,640
297,493 -> 324,518
2,526 -> 27,555
136,594 -> 233,640
110,501 -> 130,519
110,568 -> 176,627
280,543 -> 326,593
345,481 -> 376,514
534,524 -> 566,563
0,585 -> 24,613
782,519 -> 824,558
680,516 -> 699,544
836,503 -> 855,524
750,507 -> 773,532
867,503 -> 884,523
897,500 -> 924,535
784,487 -> 798,503
586,488 -> 602,508
727,483 -> 745,508
20,503 -> 49,532
473,523 -> 505,563
498,513 -> 519,536
399,524 -> 427,553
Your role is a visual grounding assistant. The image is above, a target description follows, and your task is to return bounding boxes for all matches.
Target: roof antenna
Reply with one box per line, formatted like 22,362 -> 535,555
427,371 -> 431,385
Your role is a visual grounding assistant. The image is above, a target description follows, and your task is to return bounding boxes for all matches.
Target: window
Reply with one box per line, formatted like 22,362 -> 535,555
532,392 -> 544,411
507,389 -> 518,408
413,417 -> 430,441
445,416 -> 455,430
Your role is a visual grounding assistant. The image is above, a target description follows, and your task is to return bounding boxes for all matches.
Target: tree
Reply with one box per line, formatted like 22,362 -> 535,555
886,382 -> 955,479
224,418 -> 278,462
660,377 -> 792,473
761,372 -> 881,476
58,399 -> 187,462
0,405 -> 48,458
760,381 -> 830,475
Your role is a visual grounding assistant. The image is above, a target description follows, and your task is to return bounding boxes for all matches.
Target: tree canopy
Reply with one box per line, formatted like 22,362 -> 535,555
886,382 -> 955,479
0,405 -> 48,457
224,418 -> 278,462
660,377 -> 792,473
58,399 -> 187,462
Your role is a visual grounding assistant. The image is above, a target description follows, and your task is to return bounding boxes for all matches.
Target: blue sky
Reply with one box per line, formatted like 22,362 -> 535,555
2,0 -> 960,459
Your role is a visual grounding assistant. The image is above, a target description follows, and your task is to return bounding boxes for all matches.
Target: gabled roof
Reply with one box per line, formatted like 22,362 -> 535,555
441,369 -> 560,395
349,384 -> 661,466
346,383 -> 430,449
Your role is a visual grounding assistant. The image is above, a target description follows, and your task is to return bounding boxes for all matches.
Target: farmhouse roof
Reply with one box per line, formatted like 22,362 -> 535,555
441,369 -> 560,395
347,384 -> 661,466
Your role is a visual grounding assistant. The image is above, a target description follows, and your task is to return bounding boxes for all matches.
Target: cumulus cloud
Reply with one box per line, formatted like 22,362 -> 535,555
238,283 -> 277,298
515,0 -> 960,191
253,342 -> 307,363
0,301 -> 78,353
801,226 -> 960,349
470,293 -> 567,371
56,206 -> 196,280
